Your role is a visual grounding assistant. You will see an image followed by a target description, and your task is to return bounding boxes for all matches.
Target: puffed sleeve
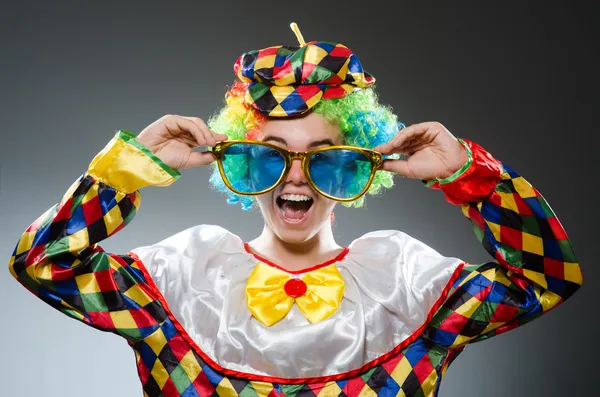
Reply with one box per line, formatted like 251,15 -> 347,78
420,138 -> 583,348
8,130 -> 180,341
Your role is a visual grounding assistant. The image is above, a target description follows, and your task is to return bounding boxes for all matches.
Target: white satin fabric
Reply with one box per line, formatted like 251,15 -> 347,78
132,224 -> 463,379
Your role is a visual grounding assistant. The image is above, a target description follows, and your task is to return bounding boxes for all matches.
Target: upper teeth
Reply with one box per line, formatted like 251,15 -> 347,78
280,194 -> 311,201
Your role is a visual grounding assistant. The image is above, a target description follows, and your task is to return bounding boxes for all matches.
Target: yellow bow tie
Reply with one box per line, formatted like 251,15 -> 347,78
245,263 -> 345,327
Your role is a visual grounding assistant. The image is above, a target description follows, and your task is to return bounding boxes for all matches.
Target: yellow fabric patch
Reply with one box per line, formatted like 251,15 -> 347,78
254,54 -> 277,71
564,262 -> 583,284
146,328 -> 169,356
16,231 -> 36,255
512,176 -> 537,198
109,310 -> 138,330
522,232 -> 544,256
250,381 -> 275,397
304,45 -> 329,65
75,273 -> 101,294
180,350 -> 202,382
151,359 -> 170,389
124,284 -> 154,307
390,356 -> 413,384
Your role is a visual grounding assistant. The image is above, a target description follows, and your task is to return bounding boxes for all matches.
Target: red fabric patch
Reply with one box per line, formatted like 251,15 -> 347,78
467,205 -> 486,231
168,333 -> 192,361
273,62 -> 293,80
413,354 -> 435,384
513,193 -> 534,216
322,85 -> 348,99
548,217 -> 569,240
130,308 -> 158,328
321,74 -> 344,85
266,387 -> 279,397
88,311 -> 115,329
381,353 -> 403,373
544,257 -> 565,279
161,378 -> 178,396
28,244 -> 45,266
330,46 -> 352,58
500,225 -> 523,251
95,269 -> 118,291
301,62 -> 316,81
192,371 -> 216,396
136,359 -> 151,384
295,84 -> 322,101
472,284 -> 493,302
494,320 -> 520,335
258,47 -> 279,58
308,383 -> 326,395
82,194 -> 104,225
508,272 -> 530,290
50,264 -> 74,281
54,199 -> 73,221
438,311 -> 470,333
490,303 -> 520,322
343,378 -> 367,396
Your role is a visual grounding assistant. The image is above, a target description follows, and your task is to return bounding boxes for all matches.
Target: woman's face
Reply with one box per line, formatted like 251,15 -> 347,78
254,112 -> 342,244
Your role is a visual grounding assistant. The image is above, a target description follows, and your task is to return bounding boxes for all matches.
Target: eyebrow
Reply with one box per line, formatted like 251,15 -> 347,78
262,136 -> 336,148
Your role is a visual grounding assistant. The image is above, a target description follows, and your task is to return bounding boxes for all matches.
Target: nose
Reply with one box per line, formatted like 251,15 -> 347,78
286,158 -> 307,185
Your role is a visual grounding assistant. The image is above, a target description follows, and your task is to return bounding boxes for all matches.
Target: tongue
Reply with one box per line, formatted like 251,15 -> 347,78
281,200 -> 311,220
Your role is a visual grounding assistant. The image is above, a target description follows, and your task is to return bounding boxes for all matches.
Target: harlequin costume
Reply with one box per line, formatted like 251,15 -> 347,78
9,25 -> 582,397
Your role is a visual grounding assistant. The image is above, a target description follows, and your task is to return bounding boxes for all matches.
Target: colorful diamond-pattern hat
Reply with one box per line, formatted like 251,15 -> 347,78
234,23 -> 376,117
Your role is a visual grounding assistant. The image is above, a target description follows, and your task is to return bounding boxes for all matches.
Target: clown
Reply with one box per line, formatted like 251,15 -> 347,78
8,24 -> 582,396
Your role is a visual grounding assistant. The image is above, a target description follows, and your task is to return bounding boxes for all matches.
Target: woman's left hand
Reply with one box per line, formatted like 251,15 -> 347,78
373,122 -> 469,181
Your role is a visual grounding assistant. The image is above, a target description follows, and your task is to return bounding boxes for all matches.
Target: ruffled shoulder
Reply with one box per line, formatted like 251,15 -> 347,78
130,224 -> 252,290
133,224 -> 245,255
340,229 -> 464,322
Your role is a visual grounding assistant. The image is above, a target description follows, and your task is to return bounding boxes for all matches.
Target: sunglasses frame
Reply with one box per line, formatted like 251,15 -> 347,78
212,140 -> 384,202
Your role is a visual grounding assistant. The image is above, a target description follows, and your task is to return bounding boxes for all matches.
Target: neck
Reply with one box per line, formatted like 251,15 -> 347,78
249,220 -> 343,272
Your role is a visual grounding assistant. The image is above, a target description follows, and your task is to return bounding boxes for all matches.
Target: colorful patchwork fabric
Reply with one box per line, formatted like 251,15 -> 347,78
234,41 -> 375,117
8,131 -> 582,396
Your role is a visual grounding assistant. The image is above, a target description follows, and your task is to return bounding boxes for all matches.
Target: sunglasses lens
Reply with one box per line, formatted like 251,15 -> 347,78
221,143 -> 285,194
308,149 -> 373,200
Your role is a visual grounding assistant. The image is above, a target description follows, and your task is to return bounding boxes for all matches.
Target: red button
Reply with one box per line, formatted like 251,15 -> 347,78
284,278 -> 307,298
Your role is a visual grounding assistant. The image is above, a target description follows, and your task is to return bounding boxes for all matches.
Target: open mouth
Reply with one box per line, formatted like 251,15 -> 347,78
276,194 -> 314,223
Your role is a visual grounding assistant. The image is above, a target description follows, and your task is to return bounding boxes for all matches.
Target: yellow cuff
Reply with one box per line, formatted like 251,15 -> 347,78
87,130 -> 181,193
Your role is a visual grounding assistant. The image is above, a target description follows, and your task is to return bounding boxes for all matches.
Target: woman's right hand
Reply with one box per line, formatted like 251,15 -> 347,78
135,115 -> 228,170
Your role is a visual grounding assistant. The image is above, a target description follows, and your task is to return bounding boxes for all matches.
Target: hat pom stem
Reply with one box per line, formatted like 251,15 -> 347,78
290,22 -> 307,47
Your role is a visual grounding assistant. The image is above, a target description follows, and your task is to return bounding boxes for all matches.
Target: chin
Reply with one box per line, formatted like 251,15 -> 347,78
274,227 -> 318,245
271,205 -> 322,244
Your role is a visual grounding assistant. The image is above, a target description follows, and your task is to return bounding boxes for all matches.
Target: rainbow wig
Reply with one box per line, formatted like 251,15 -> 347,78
208,80 -> 404,210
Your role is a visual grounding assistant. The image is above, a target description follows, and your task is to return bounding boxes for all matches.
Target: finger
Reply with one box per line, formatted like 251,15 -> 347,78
375,124 -> 426,154
190,119 -> 228,144
184,151 -> 217,168
214,133 -> 229,141
374,122 -> 431,154
166,116 -> 207,147
183,117 -> 218,147
381,159 -> 412,177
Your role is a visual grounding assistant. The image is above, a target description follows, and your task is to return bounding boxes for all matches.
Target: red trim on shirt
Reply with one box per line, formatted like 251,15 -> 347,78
130,251 -> 465,385
243,242 -> 350,274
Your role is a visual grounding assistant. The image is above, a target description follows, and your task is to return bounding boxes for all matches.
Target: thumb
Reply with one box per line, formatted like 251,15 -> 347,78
185,151 -> 217,168
381,159 -> 412,177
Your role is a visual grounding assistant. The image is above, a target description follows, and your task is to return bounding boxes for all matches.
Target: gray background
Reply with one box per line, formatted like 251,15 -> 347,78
1,1 -> 597,396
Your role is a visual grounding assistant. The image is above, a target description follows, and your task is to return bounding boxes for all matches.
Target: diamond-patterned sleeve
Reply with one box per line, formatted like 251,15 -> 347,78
421,138 -> 583,349
8,130 -> 180,341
